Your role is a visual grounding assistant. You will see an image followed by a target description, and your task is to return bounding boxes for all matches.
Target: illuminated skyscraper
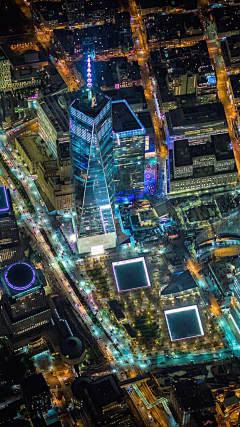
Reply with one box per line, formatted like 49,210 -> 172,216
112,100 -> 145,202
69,75 -> 116,254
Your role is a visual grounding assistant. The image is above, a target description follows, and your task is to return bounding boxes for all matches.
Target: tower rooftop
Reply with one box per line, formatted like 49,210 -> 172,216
71,86 -> 110,118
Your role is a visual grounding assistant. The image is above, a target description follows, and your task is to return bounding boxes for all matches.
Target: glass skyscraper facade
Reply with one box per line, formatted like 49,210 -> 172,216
69,87 -> 116,254
112,100 -> 146,203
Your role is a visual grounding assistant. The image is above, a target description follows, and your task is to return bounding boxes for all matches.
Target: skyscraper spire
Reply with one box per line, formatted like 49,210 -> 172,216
86,54 -> 92,88
87,54 -> 93,104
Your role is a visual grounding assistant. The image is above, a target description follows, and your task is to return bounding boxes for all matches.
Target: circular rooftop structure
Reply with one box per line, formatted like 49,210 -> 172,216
72,376 -> 92,399
4,262 -> 36,292
60,336 -> 84,360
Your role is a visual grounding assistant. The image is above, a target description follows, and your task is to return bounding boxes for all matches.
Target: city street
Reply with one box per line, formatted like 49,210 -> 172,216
128,0 -> 167,161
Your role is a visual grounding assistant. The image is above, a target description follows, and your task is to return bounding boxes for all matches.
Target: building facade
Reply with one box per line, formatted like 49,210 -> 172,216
0,186 -> 22,269
112,100 -> 145,202
66,0 -> 85,26
36,92 -> 76,158
72,374 -> 132,427
15,135 -> 48,175
166,102 -> 228,148
0,216 -> 22,269
0,49 -> 12,93
170,380 -> 215,427
70,87 -> 116,254
168,134 -> 238,196
37,160 -> 72,212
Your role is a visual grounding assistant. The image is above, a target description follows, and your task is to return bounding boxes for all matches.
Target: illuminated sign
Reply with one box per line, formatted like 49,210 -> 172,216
164,305 -> 204,341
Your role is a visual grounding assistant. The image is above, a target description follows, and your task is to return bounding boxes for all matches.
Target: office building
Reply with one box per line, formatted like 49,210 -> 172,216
57,138 -> 71,181
166,102 -> 228,147
0,261 -> 51,337
15,135 -> 49,175
53,29 -> 74,60
36,93 -> 75,211
37,159 -> 72,213
234,279 -> 240,306
84,0 -> 120,27
168,134 -> 237,195
138,0 -> 197,17
72,374 -> 132,426
73,17 -> 132,57
137,111 -> 155,154
76,56 -> 141,90
1,44 -> 48,72
69,85 -> 116,254
0,93 -> 16,130
33,1 -> 68,30
11,68 -> 41,91
213,5 -> 240,38
34,139 -> 73,212
112,100 -> 145,202
222,35 -> 240,71
21,373 -> 52,417
229,73 -> 240,105
0,186 -> 22,269
36,92 -> 77,158
66,0 -> 85,27
152,41 -> 217,112
145,11 -> 203,48
105,85 -> 147,112
0,49 -> 12,92
170,379 -> 215,427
